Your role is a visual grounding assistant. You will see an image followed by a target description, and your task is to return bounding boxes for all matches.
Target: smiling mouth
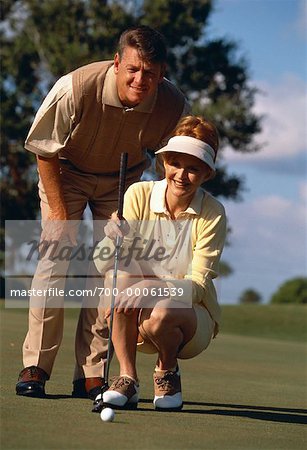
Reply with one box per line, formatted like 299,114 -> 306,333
173,180 -> 190,188
130,85 -> 147,92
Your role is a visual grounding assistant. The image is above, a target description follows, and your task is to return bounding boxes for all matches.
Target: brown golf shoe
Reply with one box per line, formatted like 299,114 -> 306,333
102,375 -> 139,409
72,377 -> 104,400
153,367 -> 183,411
16,366 -> 49,398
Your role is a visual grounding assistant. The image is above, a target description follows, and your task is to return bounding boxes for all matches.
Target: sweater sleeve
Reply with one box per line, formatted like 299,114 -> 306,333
186,196 -> 227,323
159,195 -> 226,324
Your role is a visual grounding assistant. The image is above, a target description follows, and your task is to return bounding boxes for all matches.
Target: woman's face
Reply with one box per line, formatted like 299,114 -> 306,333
163,152 -> 212,201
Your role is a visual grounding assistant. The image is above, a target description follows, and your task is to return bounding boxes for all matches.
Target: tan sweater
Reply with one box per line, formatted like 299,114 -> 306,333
25,62 -> 187,175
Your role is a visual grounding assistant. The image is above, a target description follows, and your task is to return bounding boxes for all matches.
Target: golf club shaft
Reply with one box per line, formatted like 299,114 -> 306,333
104,152 -> 128,385
117,152 -> 128,220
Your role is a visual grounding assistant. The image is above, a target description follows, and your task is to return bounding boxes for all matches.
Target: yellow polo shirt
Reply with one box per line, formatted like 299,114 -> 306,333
94,179 -> 226,324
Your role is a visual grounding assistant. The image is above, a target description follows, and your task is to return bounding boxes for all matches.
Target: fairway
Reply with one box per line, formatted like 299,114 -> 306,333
1,304 -> 306,450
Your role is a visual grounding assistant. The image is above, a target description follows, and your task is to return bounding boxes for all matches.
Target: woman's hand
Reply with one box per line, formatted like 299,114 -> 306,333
104,211 -> 130,241
104,279 -> 167,318
103,281 -> 144,318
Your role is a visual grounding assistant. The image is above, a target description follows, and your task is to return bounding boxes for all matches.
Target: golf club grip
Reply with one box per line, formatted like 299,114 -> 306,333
117,152 -> 128,220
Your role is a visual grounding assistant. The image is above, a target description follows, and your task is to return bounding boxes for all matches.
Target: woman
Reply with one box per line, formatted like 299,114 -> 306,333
94,116 -> 226,411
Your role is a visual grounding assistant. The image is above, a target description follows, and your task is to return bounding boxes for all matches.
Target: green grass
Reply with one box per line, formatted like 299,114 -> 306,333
220,304 -> 307,342
1,304 -> 306,450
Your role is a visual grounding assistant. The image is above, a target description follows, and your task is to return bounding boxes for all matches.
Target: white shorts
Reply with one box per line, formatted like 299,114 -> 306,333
137,303 -> 215,359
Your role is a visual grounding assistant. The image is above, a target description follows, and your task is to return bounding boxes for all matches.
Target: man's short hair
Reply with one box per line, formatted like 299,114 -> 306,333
118,25 -> 167,63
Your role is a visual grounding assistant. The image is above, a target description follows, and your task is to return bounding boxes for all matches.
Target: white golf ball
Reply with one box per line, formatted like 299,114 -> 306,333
100,407 -> 115,422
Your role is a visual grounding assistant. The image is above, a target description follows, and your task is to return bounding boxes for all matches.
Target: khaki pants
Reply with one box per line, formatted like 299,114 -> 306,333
22,160 -> 140,379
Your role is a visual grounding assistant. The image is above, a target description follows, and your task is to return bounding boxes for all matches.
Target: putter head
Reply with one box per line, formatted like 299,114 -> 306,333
91,383 -> 109,413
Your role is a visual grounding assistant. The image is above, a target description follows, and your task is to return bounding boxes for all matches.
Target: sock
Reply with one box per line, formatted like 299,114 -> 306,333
120,374 -> 139,385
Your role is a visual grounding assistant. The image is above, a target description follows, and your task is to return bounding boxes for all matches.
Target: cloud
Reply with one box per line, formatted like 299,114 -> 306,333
220,186 -> 306,303
283,0 -> 307,40
224,74 -> 307,169
295,0 -> 307,39
228,192 -> 305,256
299,181 -> 307,204
251,195 -> 291,219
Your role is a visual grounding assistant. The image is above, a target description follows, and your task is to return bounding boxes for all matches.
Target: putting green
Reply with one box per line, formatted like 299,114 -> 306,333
1,304 -> 306,450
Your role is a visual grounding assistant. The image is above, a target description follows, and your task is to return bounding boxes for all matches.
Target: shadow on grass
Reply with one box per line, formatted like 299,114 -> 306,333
138,399 -> 307,424
30,396 -> 307,424
45,394 -> 72,399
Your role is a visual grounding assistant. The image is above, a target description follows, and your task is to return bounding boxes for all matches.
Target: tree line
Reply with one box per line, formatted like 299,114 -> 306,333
239,277 -> 307,304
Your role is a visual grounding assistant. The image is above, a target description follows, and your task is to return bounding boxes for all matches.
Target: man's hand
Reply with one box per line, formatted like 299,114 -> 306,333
41,213 -> 77,245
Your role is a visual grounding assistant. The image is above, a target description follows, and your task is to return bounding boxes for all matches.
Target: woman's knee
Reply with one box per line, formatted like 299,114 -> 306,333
141,308 -> 178,337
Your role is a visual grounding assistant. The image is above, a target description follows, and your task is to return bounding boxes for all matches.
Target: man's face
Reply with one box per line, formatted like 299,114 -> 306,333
114,46 -> 165,107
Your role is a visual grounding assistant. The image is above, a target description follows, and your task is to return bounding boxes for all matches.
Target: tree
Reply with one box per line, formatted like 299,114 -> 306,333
219,260 -> 233,278
1,0 -> 262,234
239,289 -> 262,304
271,278 -> 307,304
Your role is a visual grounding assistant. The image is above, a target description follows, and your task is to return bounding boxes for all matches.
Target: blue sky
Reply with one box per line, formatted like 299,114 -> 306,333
210,0 -> 306,82
207,0 -> 307,303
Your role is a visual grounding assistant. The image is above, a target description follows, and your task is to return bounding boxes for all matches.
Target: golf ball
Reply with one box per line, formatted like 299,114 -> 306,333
100,407 -> 115,422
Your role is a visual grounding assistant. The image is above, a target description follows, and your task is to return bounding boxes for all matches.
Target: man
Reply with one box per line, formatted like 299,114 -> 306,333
16,25 -> 189,400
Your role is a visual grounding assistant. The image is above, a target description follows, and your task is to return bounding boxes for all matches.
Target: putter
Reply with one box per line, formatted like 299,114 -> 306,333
92,152 -> 128,413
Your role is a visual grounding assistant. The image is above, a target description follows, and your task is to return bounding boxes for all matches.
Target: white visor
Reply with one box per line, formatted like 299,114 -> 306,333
155,136 -> 216,171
